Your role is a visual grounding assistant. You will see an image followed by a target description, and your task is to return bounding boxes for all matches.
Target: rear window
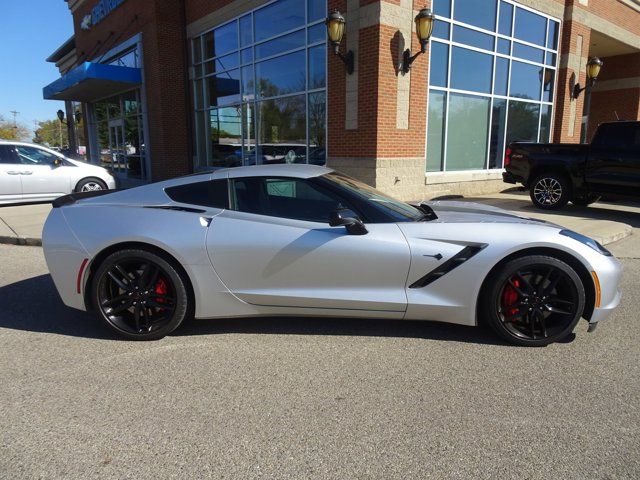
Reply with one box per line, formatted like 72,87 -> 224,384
165,179 -> 229,209
0,145 -> 17,164
592,123 -> 640,150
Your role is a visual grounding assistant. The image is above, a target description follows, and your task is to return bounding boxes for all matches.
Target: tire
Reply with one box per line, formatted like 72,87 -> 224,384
571,194 -> 601,207
76,177 -> 108,193
91,249 -> 190,340
479,255 -> 585,347
529,173 -> 570,210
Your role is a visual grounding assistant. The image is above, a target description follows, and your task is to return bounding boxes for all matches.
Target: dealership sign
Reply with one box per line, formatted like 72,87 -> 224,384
81,0 -> 126,30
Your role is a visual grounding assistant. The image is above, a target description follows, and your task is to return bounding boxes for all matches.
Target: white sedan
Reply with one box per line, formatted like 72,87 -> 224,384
0,141 -> 115,205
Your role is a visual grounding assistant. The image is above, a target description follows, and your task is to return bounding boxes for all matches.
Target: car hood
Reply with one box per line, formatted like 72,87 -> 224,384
419,200 -> 561,228
67,158 -> 109,173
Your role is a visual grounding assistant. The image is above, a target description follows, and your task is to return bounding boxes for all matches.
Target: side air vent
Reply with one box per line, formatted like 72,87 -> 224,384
409,244 -> 487,289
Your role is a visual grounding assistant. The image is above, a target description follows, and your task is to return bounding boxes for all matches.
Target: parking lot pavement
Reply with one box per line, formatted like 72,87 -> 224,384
1,243 -> 639,479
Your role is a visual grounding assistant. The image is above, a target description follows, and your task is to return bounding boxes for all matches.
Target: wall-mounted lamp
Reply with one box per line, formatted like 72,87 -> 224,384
57,109 -> 65,123
401,8 -> 436,74
326,10 -> 354,75
74,110 -> 83,124
573,57 -> 603,99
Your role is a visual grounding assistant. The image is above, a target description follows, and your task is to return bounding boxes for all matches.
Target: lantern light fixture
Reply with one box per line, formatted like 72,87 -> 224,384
401,8 -> 436,74
573,57 -> 604,99
325,10 -> 354,75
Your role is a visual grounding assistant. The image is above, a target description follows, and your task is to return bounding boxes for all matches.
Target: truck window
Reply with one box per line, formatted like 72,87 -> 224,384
592,123 -> 640,151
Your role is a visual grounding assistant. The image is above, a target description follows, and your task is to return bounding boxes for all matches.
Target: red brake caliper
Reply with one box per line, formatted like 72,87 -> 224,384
501,278 -> 520,318
154,278 -> 169,310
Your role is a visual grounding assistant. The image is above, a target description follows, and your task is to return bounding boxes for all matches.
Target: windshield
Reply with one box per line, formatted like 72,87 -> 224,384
323,172 -> 424,222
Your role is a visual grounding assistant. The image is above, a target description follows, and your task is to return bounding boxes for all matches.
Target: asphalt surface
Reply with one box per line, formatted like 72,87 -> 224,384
0,243 -> 639,479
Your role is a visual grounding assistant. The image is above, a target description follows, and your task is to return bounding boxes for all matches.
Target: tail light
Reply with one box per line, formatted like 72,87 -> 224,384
504,147 -> 512,167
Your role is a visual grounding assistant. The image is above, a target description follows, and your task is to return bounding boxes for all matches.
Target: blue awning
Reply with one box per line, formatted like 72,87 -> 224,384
43,62 -> 142,102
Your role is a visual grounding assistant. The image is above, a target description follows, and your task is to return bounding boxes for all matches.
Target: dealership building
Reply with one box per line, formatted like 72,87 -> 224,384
44,0 -> 640,199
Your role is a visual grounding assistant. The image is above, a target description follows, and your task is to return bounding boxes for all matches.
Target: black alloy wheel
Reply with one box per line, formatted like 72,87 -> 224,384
92,249 -> 189,340
481,255 -> 585,346
529,173 -> 570,210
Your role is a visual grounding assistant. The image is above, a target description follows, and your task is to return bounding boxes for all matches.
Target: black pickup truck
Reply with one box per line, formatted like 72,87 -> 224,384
503,121 -> 640,209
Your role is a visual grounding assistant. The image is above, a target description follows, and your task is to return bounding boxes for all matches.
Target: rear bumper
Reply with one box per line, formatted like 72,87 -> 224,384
502,171 -> 521,184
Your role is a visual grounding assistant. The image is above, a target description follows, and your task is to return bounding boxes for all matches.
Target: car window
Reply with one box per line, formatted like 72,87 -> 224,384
165,179 -> 229,209
0,145 -> 18,164
230,176 -> 351,223
15,146 -> 60,165
592,124 -> 640,151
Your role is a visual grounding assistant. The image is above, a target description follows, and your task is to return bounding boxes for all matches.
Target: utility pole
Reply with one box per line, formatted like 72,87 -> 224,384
9,110 -> 19,128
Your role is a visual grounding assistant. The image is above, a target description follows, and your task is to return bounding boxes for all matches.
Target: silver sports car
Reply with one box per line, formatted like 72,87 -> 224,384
43,164 -> 622,346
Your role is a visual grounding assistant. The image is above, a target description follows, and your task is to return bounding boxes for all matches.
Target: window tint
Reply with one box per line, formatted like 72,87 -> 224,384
231,177 -> 347,222
165,179 -> 229,209
0,145 -> 17,164
592,124 -> 640,150
451,47 -> 493,93
429,42 -> 449,87
254,0 -> 305,42
454,0 -> 496,31
15,146 -> 59,165
514,7 -> 546,46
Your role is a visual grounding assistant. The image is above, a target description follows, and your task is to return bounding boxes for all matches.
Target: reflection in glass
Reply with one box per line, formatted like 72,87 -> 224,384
451,47 -> 493,94
426,91 -> 447,172
256,51 -> 305,98
210,107 -> 242,167
542,68 -> 555,102
258,95 -> 306,164
510,61 -> 542,100
211,21 -> 238,58
539,104 -> 552,142
193,37 -> 202,64
547,20 -> 560,50
506,100 -> 540,144
545,51 -> 556,67
514,7 -> 546,46
498,1 -> 513,35
241,65 -> 255,100
453,25 -> 494,51
309,44 -> 326,89
513,42 -> 544,63
494,57 -> 509,96
308,92 -> 326,165
497,38 -> 511,55
242,103 -> 256,165
446,93 -> 490,171
308,0 -> 326,23
434,0 -> 452,18
240,15 -> 252,47
255,30 -> 305,60
454,0 -> 496,31
489,99 -> 507,168
207,69 -> 241,107
429,42 -> 449,87
122,90 -> 138,116
308,23 -> 325,44
241,47 -> 253,65
254,0 -> 305,42
433,20 -> 450,40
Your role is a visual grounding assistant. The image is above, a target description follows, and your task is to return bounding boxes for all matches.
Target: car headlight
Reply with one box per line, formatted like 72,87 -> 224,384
560,229 -> 612,256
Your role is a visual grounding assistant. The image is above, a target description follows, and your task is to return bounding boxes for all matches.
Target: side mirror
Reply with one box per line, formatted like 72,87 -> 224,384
329,209 -> 368,235
52,158 -> 62,167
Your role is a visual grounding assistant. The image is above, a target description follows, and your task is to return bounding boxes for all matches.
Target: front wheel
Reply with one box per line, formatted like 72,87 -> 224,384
91,249 -> 190,340
479,255 -> 585,347
529,173 -> 570,210
76,177 -> 108,193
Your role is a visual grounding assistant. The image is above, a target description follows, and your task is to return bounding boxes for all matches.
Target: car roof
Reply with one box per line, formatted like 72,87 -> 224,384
212,163 -> 333,179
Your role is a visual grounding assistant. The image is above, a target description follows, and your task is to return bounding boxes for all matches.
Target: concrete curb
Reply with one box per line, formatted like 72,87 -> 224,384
0,235 -> 42,247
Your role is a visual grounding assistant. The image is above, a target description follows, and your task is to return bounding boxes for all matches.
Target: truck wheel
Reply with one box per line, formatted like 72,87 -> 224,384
529,173 -> 570,210
571,194 -> 601,207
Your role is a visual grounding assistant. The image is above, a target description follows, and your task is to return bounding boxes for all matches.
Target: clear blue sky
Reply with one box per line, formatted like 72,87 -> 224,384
0,0 -> 74,135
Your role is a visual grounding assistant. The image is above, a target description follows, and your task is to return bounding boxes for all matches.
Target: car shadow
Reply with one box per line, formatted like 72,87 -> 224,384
0,274 -> 506,346
464,191 -> 640,228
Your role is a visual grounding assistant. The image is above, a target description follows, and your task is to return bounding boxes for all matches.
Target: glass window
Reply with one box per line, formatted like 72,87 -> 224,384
514,7 -> 547,46
497,38 -> 511,55
453,25 -> 494,51
454,0 -> 497,31
451,47 -> 493,93
513,42 -> 544,63
433,20 -> 450,40
308,0 -> 326,23
206,21 -> 238,59
494,57 -> 509,96
207,69 -> 241,106
309,44 -> 326,89
308,23 -> 325,44
15,146 -> 60,165
255,30 -> 305,60
241,47 -> 253,65
506,100 -> 540,144
446,94 -> 490,170
509,61 -> 542,100
547,20 -> 559,50
489,99 -> 507,168
308,92 -> 326,165
239,15 -> 252,47
209,107 -> 242,168
122,90 -> 138,116
434,0 -> 452,18
241,65 -> 255,100
542,68 -> 555,102
204,53 -> 240,74
254,0 -> 305,42
498,1 -> 513,35
429,42 -> 449,87
193,37 -> 202,64
242,103 -> 256,165
0,145 -> 17,164
539,104 -> 552,143
165,180 -> 229,209
231,177 -> 343,222
258,95 -> 306,164
426,91 -> 447,172
545,51 -> 556,67
256,51 -> 305,97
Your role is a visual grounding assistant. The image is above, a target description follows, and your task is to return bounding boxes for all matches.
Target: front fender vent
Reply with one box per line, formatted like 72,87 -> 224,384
409,244 -> 487,289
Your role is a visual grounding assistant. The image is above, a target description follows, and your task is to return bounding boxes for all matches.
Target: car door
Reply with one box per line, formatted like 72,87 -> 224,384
206,176 -> 411,312
14,145 -> 71,200
0,144 -> 22,203
585,123 -> 640,196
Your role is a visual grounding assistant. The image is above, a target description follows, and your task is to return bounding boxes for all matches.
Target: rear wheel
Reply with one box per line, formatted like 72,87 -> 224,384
91,249 -> 189,340
529,173 -> 570,210
76,177 -> 107,192
480,255 -> 585,347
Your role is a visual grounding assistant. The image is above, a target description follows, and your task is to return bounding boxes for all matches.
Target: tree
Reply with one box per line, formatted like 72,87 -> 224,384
34,119 -> 68,148
0,115 -> 30,141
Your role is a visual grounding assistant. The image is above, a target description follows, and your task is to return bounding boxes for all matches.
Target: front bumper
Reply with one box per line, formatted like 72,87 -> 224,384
585,253 -> 623,330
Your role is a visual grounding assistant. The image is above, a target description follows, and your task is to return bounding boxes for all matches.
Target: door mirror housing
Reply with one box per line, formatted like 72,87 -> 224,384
52,157 -> 63,167
329,209 -> 368,235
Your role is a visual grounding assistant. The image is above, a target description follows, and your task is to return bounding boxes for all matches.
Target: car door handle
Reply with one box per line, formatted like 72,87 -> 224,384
20,171 -> 33,175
